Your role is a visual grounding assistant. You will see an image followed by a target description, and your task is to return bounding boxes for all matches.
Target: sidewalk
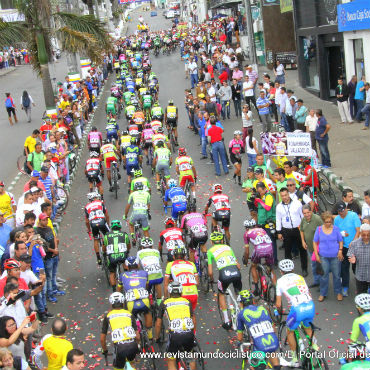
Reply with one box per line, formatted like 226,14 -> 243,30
0,66 -> 16,77
257,65 -> 370,197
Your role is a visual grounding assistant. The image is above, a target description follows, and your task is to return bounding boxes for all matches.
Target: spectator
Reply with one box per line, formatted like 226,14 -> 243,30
304,109 -> 318,154
231,79 -> 242,117
242,75 -> 258,114
20,91 -> 35,123
188,56 -> 199,89
347,75 -> 357,119
5,92 -> 18,126
0,211 -> 12,254
218,81 -> 232,120
24,129 -> 40,157
279,87 -> 288,130
273,60 -> 285,85
335,78 -> 353,124
313,211 -> 344,302
245,128 -> 258,166
232,66 -> 243,83
256,90 -> 271,132
360,82 -> 370,130
348,223 -> 370,294
15,193 -> 36,227
273,168 -> 287,202
62,349 -> 85,370
38,167 -> 53,202
241,104 -> 252,142
206,81 -> 217,103
218,67 -> 229,85
204,96 -> 218,118
197,111 -> 208,159
245,65 -> 258,86
300,205 -> 324,287
315,109 -> 331,168
334,202 -> 361,297
26,143 -> 44,173
332,189 -> 362,216
0,182 -> 16,228
286,178 -> 314,211
242,167 -> 256,217
195,81 -> 207,98
276,188 -> 307,275
207,116 -> 229,176
295,99 -> 308,131
0,347 -> 31,370
24,172 -> 46,193
32,318 -> 73,370
362,190 -> 370,218
354,75 -> 366,122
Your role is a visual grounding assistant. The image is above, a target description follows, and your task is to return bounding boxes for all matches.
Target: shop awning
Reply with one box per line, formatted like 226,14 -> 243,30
209,0 -> 241,10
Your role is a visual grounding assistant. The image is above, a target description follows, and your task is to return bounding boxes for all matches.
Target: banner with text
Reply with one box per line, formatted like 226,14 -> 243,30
286,132 -> 312,156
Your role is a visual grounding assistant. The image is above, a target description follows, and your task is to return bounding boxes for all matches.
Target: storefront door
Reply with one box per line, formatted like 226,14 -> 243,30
327,46 -> 344,97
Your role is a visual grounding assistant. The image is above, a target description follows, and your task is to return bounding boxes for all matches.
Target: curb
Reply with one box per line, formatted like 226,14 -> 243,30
0,67 -> 16,78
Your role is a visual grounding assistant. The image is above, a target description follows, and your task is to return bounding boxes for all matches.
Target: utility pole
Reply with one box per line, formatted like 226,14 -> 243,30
244,0 -> 257,66
105,0 -> 114,31
94,0 -> 100,19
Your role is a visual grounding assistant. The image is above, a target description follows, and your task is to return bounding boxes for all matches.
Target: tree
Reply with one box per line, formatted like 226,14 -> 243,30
0,0 -> 112,110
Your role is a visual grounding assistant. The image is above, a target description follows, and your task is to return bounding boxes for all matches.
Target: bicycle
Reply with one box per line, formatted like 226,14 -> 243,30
318,170 -> 336,205
88,231 -> 110,286
205,213 -> 230,246
111,161 -> 119,199
17,153 -> 29,176
175,338 -> 205,370
158,171 -> 167,198
184,179 -> 196,213
193,241 -> 209,293
132,219 -> 144,248
148,284 -> 165,343
247,259 -> 279,323
278,314 -> 328,370
167,125 -> 177,153
304,186 -> 327,214
67,145 -> 78,174
240,339 -> 274,370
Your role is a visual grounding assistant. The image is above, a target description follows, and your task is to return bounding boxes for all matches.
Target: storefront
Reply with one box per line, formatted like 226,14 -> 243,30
338,0 -> 370,80
293,0 -> 344,100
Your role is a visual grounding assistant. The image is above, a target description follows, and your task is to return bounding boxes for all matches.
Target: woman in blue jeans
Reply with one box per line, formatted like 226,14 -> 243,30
313,212 -> 344,302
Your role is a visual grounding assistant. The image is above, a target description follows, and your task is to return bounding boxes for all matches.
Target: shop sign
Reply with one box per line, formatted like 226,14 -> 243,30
338,0 -> 370,32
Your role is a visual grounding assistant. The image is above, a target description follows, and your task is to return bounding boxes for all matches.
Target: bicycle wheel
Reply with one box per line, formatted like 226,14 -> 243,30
100,241 -> 110,287
54,186 -> 69,213
17,155 -> 28,175
317,194 -> 327,214
68,152 -> 77,173
141,331 -> 157,370
248,266 -> 261,299
112,166 -> 118,199
193,340 -> 205,370
318,172 -> 336,205
199,253 -> 209,293
304,356 -> 329,370
266,284 -> 280,324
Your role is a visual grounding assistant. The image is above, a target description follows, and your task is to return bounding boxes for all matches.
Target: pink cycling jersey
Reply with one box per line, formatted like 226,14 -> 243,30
243,228 -> 273,255
229,139 -> 244,155
88,131 -> 102,148
181,212 -> 207,230
142,128 -> 154,142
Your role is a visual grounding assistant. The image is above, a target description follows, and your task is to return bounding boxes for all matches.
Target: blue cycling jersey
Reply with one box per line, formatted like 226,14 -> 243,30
237,305 -> 279,353
164,187 -> 187,206
124,145 -> 141,165
106,122 -> 119,133
119,270 -> 149,311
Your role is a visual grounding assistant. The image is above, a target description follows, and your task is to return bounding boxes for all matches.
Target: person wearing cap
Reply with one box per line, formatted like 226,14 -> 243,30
0,183 -> 16,228
348,223 -> 370,293
332,189 -> 362,217
26,142 -> 44,173
23,173 -> 46,194
334,202 -> 361,297
252,168 -> 276,195
24,129 -> 40,157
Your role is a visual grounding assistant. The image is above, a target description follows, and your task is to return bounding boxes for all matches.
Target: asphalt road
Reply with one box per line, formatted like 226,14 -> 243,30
36,10 -> 358,370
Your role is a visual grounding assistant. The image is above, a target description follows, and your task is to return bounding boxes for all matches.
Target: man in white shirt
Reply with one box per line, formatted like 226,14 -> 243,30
188,57 -> 198,89
286,178 -> 314,211
16,192 -> 36,227
362,190 -> 370,218
276,188 -> 307,276
206,82 -> 216,103
242,75 -> 259,117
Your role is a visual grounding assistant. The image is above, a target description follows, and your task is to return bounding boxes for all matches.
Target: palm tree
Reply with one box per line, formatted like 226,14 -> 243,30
0,0 -> 112,110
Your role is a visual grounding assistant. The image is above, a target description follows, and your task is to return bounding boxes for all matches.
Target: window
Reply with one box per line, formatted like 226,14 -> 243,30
302,36 -> 319,90
353,39 -> 365,79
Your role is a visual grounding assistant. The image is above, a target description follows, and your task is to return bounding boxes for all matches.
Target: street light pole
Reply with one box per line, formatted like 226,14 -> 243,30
244,0 -> 257,66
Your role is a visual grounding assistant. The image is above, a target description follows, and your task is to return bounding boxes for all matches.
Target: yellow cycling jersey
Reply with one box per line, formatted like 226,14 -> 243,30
160,297 -> 194,333
175,155 -> 194,177
100,143 -> 117,160
120,135 -> 131,149
166,106 -> 177,119
165,260 -> 198,296
103,309 -> 137,344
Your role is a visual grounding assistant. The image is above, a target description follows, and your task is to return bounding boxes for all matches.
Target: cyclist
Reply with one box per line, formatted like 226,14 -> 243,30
140,123 -> 154,165
148,80 -> 158,101
132,110 -> 145,131
119,129 -> 131,154
85,192 -> 110,265
229,130 -> 244,186
164,179 -> 187,221
236,290 -> 284,370
137,237 -> 163,306
159,217 -> 186,262
100,139 -> 121,192
128,121 -> 140,142
130,168 -> 151,194
141,92 -> 153,119
164,247 -> 199,311
87,126 -> 103,154
165,99 -> 179,146
122,137 -> 142,190
299,157 -> 319,191
154,282 -> 196,370
106,117 -> 119,143
204,184 -> 231,243
153,140 -> 172,191
151,102 -> 164,122
152,127 -> 170,150
175,147 -> 197,201
104,220 -> 131,291
123,182 -> 151,243
123,90 -> 133,106
85,151 -> 104,196
106,94 -> 118,117
275,259 -> 317,368
243,218 -> 276,296
101,293 -> 139,370
150,119 -> 162,133
125,100 -> 136,122
181,212 -> 208,263
208,231 -> 242,329
350,293 -> 370,348
118,256 -> 153,340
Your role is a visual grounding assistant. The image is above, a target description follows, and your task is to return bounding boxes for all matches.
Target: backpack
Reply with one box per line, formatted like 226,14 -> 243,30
23,94 -> 30,108
24,152 -> 34,174
5,97 -> 12,108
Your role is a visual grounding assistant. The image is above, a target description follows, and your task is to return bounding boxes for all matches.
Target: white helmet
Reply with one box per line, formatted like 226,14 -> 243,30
355,294 -> 370,310
278,259 -> 294,272
109,292 -> 125,305
244,218 -> 256,228
212,184 -> 222,193
168,282 -> 183,295
234,130 -> 242,136
87,192 -> 100,201
168,179 -> 177,188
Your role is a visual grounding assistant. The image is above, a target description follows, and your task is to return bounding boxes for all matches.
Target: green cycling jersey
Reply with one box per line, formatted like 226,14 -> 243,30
207,244 -> 238,271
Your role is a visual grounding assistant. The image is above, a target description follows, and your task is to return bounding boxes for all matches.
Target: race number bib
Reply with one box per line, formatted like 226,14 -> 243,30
166,239 -> 184,250
177,273 -> 196,285
249,321 -> 274,338
191,224 -> 207,234
215,201 -> 230,210
172,195 -> 186,203
125,288 -> 148,302
145,263 -> 161,274
254,234 -> 272,245
133,202 -> 147,210
169,318 -> 194,331
179,163 -> 191,171
291,293 -> 311,306
89,209 -> 104,221
216,255 -> 236,269
107,243 -> 127,254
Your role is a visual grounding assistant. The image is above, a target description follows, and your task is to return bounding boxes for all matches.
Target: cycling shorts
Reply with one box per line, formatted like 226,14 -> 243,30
113,341 -> 139,369
156,163 -> 170,177
230,153 -> 242,164
148,277 -> 164,288
183,294 -> 198,311
166,331 -> 195,356
213,210 -> 231,228
217,266 -> 242,294
90,219 -> 109,239
152,115 -> 163,122
129,301 -> 150,315
104,155 -> 118,170
129,213 -> 149,230
107,253 -> 128,273
107,131 -> 119,142
172,203 -> 187,220
189,233 -> 208,250
167,118 -> 177,128
142,142 -> 152,150
107,106 -> 116,115
286,301 -> 315,331
179,175 -> 194,188
143,103 -> 152,110
126,163 -> 140,176
251,248 -> 274,267
87,171 -> 102,185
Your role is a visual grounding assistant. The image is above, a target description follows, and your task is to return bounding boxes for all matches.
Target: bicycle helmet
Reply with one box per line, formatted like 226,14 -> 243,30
210,231 -> 224,242
134,182 -> 144,191
87,192 -> 100,201
134,169 -> 143,178
212,184 -> 223,193
168,99 -> 174,105
140,237 -> 154,248
168,281 -> 183,295
243,218 -> 256,228
168,179 -> 177,188
109,292 -> 125,305
130,136 -> 137,144
111,220 -> 122,230
153,101 -> 159,107
173,247 -> 186,259
125,256 -> 139,267
355,294 -> 370,311
3,259 -> 21,270
164,217 -> 176,227
157,127 -> 164,133
91,126 -> 97,131
234,130 -> 242,136
90,151 -> 99,158
237,290 -> 253,305
122,130 -> 128,135
178,147 -> 187,156
157,140 -> 164,148
278,259 -> 294,272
